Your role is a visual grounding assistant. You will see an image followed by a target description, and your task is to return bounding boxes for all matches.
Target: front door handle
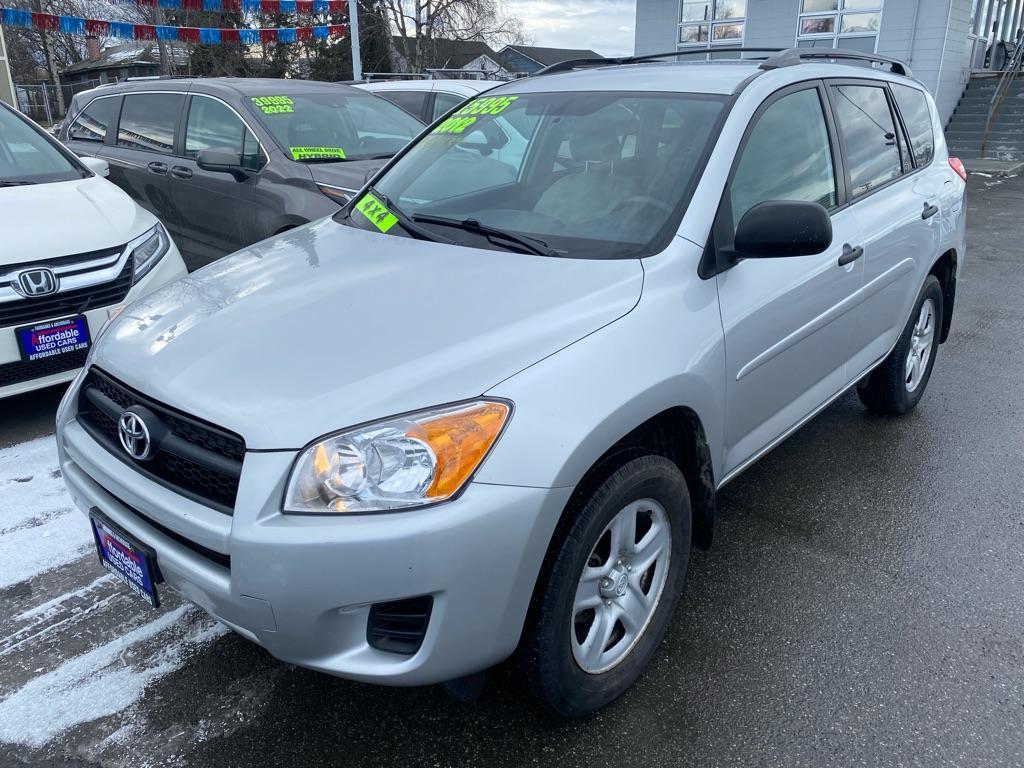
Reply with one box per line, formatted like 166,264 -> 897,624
838,244 -> 864,267
170,166 -> 193,180
147,161 -> 168,175
922,202 -> 939,220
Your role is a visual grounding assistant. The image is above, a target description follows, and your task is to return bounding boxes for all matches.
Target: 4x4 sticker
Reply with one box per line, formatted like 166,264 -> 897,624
355,193 -> 398,233
251,96 -> 294,114
431,95 -> 519,135
290,146 -> 346,161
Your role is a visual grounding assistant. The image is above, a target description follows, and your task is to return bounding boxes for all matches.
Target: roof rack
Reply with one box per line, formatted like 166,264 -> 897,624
532,46 -> 912,78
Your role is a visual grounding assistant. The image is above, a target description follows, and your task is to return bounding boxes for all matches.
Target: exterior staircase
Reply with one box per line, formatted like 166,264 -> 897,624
945,74 -> 1024,162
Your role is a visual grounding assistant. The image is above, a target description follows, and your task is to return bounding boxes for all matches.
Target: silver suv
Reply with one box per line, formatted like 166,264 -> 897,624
57,50 -> 965,717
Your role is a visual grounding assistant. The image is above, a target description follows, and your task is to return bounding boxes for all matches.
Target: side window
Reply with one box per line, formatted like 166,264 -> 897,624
117,93 -> 184,154
730,88 -> 837,226
432,91 -> 464,121
68,97 -> 117,143
241,127 -> 263,171
890,84 -> 935,168
378,90 -> 428,121
185,97 -> 244,158
830,84 -> 902,197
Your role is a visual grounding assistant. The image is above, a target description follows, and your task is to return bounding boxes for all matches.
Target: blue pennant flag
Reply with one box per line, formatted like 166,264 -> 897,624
312,24 -> 328,38
109,21 -> 134,38
59,15 -> 87,34
1,8 -> 33,28
200,27 -> 221,43
238,28 -> 259,44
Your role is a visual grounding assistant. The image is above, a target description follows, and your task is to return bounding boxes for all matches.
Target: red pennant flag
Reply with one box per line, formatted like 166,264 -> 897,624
85,19 -> 109,35
296,25 -> 312,40
295,0 -> 313,13
327,23 -> 346,37
220,27 -> 241,42
260,0 -> 278,12
222,0 -> 241,10
327,0 -> 344,12
134,24 -> 156,40
135,0 -> 158,5
260,28 -> 276,42
31,12 -> 59,31
177,26 -> 200,42
181,0 -> 203,8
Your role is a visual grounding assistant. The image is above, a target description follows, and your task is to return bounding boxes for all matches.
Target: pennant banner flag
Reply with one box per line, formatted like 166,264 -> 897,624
105,0 -> 345,12
0,6 -> 347,42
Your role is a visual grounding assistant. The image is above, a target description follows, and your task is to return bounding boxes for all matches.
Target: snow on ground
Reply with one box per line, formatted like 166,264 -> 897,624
0,435 -> 93,589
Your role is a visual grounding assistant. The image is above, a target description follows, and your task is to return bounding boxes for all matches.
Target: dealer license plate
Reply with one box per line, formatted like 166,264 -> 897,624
15,315 -> 91,362
90,510 -> 160,608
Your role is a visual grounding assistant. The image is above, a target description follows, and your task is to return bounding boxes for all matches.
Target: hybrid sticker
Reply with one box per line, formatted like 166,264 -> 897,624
355,193 -> 398,233
251,95 -> 294,114
290,146 -> 346,161
431,95 -> 519,135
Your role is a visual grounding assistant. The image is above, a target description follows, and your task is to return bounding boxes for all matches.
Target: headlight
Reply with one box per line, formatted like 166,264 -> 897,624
129,223 -> 170,282
284,400 -> 511,514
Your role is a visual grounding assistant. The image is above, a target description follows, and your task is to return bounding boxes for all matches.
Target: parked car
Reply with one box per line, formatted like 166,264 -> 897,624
356,78 -> 502,123
56,51 -> 965,717
61,78 -> 425,270
0,101 -> 186,400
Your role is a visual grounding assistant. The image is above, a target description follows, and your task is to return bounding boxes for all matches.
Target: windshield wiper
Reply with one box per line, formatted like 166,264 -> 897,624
365,188 -> 449,244
411,215 -> 558,257
0,180 -> 35,187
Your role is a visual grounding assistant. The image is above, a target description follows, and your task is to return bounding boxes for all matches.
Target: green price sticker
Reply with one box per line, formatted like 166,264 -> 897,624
432,116 -> 478,135
453,95 -> 519,117
251,96 -> 294,115
355,193 -> 398,233
290,146 -> 346,161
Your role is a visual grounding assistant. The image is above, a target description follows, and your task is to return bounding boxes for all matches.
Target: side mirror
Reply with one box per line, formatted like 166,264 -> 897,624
197,148 -> 249,181
733,200 -> 832,258
79,156 -> 109,177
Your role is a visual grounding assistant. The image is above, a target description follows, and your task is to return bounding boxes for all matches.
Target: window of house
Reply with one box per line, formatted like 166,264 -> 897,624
678,0 -> 746,50
796,0 -> 883,52
830,84 -> 902,196
729,88 -> 837,225
68,96 -> 118,143
117,93 -> 184,154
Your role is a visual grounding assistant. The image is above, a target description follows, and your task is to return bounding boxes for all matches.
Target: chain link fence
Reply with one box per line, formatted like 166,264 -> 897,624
14,77 -> 106,127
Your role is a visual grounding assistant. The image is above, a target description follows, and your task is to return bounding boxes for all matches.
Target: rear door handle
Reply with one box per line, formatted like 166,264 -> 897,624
147,161 -> 168,175
170,166 -> 193,180
838,244 -> 864,267
922,203 -> 939,220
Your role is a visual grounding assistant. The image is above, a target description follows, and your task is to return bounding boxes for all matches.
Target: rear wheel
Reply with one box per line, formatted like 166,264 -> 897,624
858,275 -> 943,415
521,456 -> 691,717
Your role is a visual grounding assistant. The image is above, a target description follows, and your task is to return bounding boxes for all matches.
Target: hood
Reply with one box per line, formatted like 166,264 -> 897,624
0,176 -> 155,265
305,159 -> 388,194
94,218 -> 644,449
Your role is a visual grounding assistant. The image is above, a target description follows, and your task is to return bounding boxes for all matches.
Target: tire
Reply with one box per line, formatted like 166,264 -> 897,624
858,275 -> 944,416
520,456 -> 691,717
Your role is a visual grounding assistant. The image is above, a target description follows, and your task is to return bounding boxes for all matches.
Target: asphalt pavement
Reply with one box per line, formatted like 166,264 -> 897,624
1,174 -> 1022,767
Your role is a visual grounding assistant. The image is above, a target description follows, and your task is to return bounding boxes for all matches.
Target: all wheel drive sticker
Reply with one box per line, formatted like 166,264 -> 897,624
432,95 -> 519,135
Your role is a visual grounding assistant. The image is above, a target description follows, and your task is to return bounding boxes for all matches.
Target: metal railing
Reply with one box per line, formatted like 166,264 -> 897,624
980,31 -> 1024,157
14,76 -> 107,125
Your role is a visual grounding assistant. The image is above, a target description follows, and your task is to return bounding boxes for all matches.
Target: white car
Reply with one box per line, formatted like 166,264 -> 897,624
0,101 -> 187,399
355,78 -> 503,124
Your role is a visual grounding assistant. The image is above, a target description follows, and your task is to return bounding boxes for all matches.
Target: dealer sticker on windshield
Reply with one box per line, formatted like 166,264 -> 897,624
251,95 -> 294,114
432,95 -> 519,135
290,146 -> 346,161
355,193 -> 398,233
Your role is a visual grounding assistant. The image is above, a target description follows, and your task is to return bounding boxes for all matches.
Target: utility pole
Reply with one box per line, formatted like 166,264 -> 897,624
350,0 -> 362,81
0,27 -> 15,107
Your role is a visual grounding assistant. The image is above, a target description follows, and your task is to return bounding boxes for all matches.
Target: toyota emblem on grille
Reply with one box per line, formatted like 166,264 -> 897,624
118,411 -> 152,460
15,267 -> 59,297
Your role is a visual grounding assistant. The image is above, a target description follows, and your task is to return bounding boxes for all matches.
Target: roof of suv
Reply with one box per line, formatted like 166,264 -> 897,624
87,77 -> 365,98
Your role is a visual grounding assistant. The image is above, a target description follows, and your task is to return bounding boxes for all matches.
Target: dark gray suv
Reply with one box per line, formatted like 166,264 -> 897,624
61,78 -> 425,270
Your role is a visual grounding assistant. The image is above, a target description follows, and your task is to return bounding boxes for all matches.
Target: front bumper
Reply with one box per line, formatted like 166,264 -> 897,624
0,243 -> 187,400
56,404 -> 570,686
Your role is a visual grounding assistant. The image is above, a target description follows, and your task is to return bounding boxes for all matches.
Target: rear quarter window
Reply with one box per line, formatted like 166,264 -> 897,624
69,97 -> 118,143
890,84 -> 935,168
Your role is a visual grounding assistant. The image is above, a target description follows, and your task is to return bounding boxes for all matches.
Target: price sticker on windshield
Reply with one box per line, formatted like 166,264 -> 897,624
355,193 -> 398,233
431,95 -> 519,135
251,96 -> 294,114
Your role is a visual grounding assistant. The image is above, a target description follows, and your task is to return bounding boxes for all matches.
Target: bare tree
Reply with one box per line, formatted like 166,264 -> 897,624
379,0 -> 529,72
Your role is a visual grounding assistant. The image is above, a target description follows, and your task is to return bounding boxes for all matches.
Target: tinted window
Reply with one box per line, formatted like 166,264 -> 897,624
891,84 -> 935,167
117,93 -> 183,154
378,90 -> 428,121
432,91 -> 464,120
184,96 -> 264,171
0,106 -> 83,184
730,88 -> 837,225
69,96 -> 117,143
831,84 -> 902,196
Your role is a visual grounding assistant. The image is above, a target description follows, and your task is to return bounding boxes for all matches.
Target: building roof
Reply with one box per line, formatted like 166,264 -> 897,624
61,44 -> 187,76
391,37 -> 509,71
499,45 -> 603,67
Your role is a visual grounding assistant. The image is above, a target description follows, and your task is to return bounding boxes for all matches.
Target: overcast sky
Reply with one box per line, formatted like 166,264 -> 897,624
506,1 -> 637,57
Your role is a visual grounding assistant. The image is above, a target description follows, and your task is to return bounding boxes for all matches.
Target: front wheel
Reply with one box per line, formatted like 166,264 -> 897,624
858,275 -> 944,415
520,456 -> 691,717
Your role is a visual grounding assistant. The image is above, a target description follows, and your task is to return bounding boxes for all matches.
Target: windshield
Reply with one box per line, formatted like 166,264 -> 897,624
343,90 -> 725,259
249,91 -> 425,163
0,107 -> 85,186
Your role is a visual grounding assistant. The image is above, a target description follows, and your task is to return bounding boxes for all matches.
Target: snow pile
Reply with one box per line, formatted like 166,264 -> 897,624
0,436 -> 91,589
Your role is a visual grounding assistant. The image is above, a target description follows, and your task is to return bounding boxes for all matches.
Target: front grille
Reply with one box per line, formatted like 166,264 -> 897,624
0,253 -> 133,328
0,347 -> 89,389
367,596 -> 434,656
77,367 -> 246,514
